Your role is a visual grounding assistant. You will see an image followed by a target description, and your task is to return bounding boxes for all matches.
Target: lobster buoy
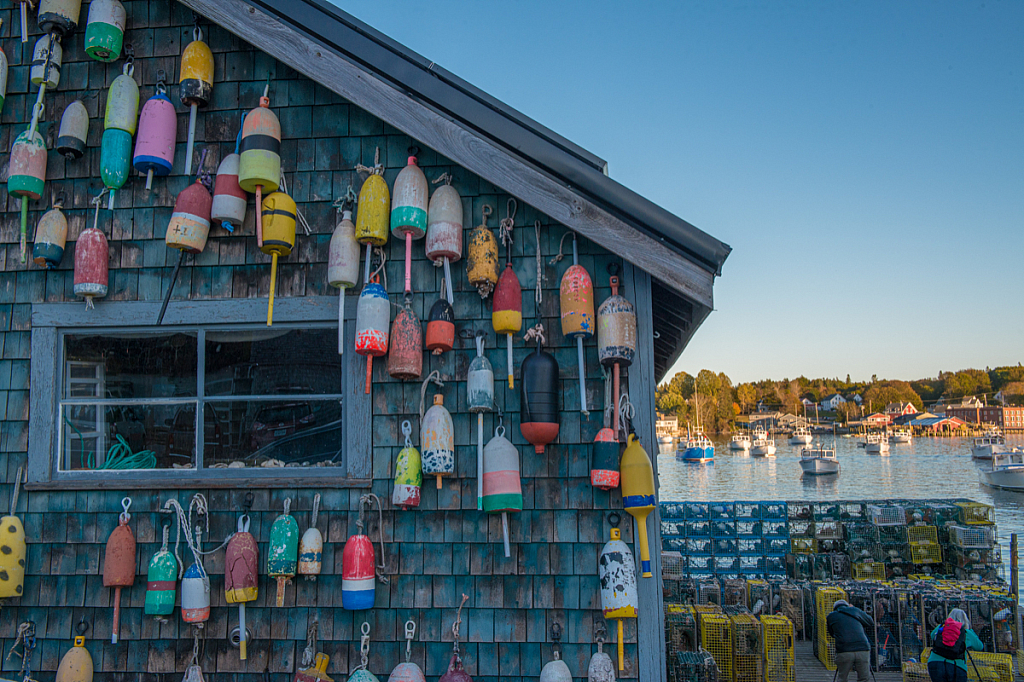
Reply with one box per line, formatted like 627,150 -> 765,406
355,277 -> 389,393
520,329 -> 559,453
342,501 -> 378,611
591,427 -> 620,491
238,87 -> 281,247
74,215 -> 109,309
0,49 -> 7,115
56,100 -> 89,159
101,62 -> 138,208
56,635 -> 92,682
328,205 -> 360,354
84,0 -> 125,62
0,468 -> 26,599
621,434 -> 656,578
298,493 -> 323,581
134,80 -> 176,189
439,598 -> 473,682
388,620 -> 426,682
261,191 -> 296,326
421,393 -> 454,489
211,153 -> 246,232
8,129 -> 48,263
391,147 -> 428,294
599,274 -> 637,440
482,423 -> 522,557
100,128 -> 132,207
492,262 -> 522,389
295,653 -> 333,682
388,299 -> 423,381
355,162 -> 389,283
268,499 -> 299,607
468,335 -> 494,511
225,514 -> 258,660
425,175 -> 462,303
392,420 -> 422,510
180,27 -> 213,175
425,296 -> 454,355
144,525 -> 178,621
30,35 -> 62,88
560,233 -> 594,415
181,558 -> 210,626
38,0 -> 81,37
466,205 -> 497,298
587,631 -> 616,682
599,519 -> 639,672
103,498 -> 135,644
166,179 -> 212,254
540,624 -> 572,682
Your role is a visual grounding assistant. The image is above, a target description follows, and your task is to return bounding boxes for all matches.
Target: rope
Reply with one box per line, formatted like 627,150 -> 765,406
358,494 -> 389,584
499,198 -> 516,253
279,173 -> 311,236
419,370 -> 444,420
619,391 -> 636,437
432,172 -> 451,186
355,147 -> 383,176
301,617 -> 318,668
9,466 -> 22,516
85,435 -> 157,470
370,247 -> 387,290
550,231 -> 571,265
534,220 -> 544,305
452,594 -> 469,654
523,323 -> 546,346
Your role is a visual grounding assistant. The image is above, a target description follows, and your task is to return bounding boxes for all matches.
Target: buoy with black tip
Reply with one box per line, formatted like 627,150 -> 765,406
101,60 -> 139,209
343,495 -> 385,611
180,25 -> 213,176
8,127 -> 48,264
591,426 -> 620,491
425,294 -> 454,355
482,418 -> 521,558
438,595 -> 473,682
329,196 -> 360,354
426,172 -> 462,304
224,513 -> 257,660
392,420 -> 422,510
560,232 -> 594,415
598,272 -> 637,443
492,201 -> 522,388
0,467 -> 27,600
134,73 -> 176,189
599,513 -> 638,672
30,34 -> 62,89
388,295 -> 422,381
56,100 -> 89,159
466,204 -> 498,298
180,523 -> 210,627
261,190 -> 296,326
144,523 -> 178,621
355,148 -> 389,283
55,625 -> 93,682
158,151 -> 212,325
238,84 -> 281,248
38,0 -> 81,37
268,498 -> 299,607
348,622 -> 380,682
520,325 -> 560,454
587,626 -> 616,682
421,386 -> 454,489
388,620 -> 426,682
103,497 -> 135,644
0,48 -> 9,115
298,493 -> 323,581
540,623 -> 572,682
75,191 -> 110,309
391,146 -> 428,294
468,333 -> 493,511
620,433 -> 656,578
84,0 -> 124,62
212,148 -> 246,233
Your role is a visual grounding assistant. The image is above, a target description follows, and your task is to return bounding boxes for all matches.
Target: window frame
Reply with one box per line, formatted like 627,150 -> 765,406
28,297 -> 371,489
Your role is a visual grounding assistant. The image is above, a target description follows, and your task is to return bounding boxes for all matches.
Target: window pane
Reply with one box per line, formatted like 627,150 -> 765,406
61,402 -> 197,471
64,333 -> 198,399
204,329 -> 342,397
204,399 -> 343,468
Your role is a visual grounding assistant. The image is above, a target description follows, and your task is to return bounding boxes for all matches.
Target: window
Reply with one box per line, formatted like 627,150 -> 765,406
29,297 -> 371,488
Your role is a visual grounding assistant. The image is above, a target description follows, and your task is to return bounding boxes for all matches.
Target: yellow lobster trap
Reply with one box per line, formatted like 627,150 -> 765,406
815,585 -> 847,671
761,614 -> 795,682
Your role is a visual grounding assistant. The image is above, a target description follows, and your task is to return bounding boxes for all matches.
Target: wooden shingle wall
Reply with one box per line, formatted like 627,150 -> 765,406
0,3 -> 656,680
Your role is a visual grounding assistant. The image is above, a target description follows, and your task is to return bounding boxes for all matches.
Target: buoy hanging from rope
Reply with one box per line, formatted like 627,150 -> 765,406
421,378 -> 454,489
598,271 -> 637,441
426,173 -> 462,304
56,100 -> 89,159
74,191 -> 110,309
355,148 -> 389,284
482,417 -> 522,558
438,595 -> 473,682
520,325 -> 559,453
559,232 -> 594,415
539,623 -> 572,682
180,24 -> 213,176
342,495 -> 387,611
144,523 -> 178,621
391,146 -> 428,294
466,204 -> 498,298
467,333 -> 494,511
260,191 -> 297,326
268,498 -> 299,607
294,653 -> 333,682
0,467 -> 26,599
329,195 -> 360,354
134,72 -> 176,189
298,493 -> 323,581
180,522 -> 210,627
103,497 -> 135,643
392,420 -> 422,510
225,513 -> 258,660
599,513 -> 638,672
101,59 -> 138,209
212,152 -> 246,233
238,84 -> 281,248
388,296 -> 423,380
84,0 -> 125,62
38,0 -> 81,38
355,270 -> 389,394
387,620 -> 426,682
621,433 -> 656,578
55,627 -> 93,682
492,199 -> 522,389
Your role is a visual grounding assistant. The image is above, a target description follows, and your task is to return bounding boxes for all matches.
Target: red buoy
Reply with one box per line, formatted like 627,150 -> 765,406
388,298 -> 423,381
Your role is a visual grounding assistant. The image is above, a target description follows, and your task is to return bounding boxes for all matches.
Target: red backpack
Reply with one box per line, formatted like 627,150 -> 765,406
932,618 -> 967,660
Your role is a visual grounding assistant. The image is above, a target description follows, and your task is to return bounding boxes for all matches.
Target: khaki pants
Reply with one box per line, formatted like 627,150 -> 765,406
836,651 -> 871,682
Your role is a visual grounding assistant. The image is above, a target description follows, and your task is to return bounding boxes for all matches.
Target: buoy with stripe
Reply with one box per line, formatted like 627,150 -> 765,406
238,85 -> 281,248
261,191 -> 296,326
349,622 -> 380,682
225,514 -> 258,660
482,422 -> 522,558
103,497 -> 135,644
587,629 -> 616,682
388,297 -> 422,381
468,335 -> 493,511
55,634 -> 93,682
8,128 -> 48,264
355,275 -> 389,393
268,498 -> 299,607
144,524 -> 178,621
492,262 -> 521,390
180,26 -> 213,175
84,0 -> 124,62
355,151 -> 389,283
212,153 -> 246,233
591,427 -> 620,491
180,522 -> 210,627
134,77 -> 176,189
559,232 -> 594,415
329,202 -> 360,354
38,0 -> 81,37
425,173 -> 462,304
298,493 -> 323,581
392,420 -> 422,510
74,195 -> 109,309
391,147 -> 428,294
598,273 -> 637,443
0,467 -> 26,600
425,296 -> 454,355
599,517 -> 638,672
342,497 -> 381,611
30,34 -> 62,88
166,179 -> 212,254
620,433 -> 655,578
0,49 -> 8,115
421,393 -> 454,489
388,620 -> 426,682
466,204 -> 497,298
56,100 -> 89,159
295,653 -> 333,682
101,61 -> 138,209
539,624 -> 572,682
520,326 -> 559,454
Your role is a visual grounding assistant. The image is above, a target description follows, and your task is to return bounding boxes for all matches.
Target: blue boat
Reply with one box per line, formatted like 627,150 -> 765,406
677,428 -> 714,464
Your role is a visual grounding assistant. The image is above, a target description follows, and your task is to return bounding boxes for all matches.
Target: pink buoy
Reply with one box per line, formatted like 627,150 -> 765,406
133,78 -> 176,190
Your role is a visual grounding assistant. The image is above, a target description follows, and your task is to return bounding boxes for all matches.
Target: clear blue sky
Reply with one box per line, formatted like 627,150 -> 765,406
338,1 -> 1024,384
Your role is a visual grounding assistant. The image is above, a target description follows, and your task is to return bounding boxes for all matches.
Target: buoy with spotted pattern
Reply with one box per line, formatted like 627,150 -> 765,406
0,467 -> 27,599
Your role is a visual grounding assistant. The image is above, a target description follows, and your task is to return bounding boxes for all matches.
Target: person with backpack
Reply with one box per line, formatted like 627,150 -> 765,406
826,599 -> 875,681
928,608 -> 984,682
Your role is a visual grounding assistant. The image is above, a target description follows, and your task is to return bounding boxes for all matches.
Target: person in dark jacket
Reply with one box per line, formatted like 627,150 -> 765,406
826,599 -> 875,682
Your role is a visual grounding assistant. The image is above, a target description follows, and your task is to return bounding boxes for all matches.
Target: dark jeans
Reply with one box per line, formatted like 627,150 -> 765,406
928,660 -> 967,682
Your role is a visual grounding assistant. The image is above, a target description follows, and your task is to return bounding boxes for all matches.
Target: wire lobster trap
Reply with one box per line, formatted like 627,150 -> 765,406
868,504 -> 907,526
731,613 -> 762,682
697,578 -> 722,606
898,589 -> 926,663
950,525 -> 997,549
779,585 -> 806,638
955,501 -> 996,525
761,614 -> 795,682
723,579 -> 747,607
671,650 -> 719,682
666,604 -> 699,655
815,585 -> 847,670
700,613 -> 733,682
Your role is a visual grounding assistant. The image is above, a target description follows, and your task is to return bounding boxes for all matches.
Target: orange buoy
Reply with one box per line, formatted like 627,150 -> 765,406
388,297 -> 423,381
559,233 -> 594,415
425,296 -> 454,355
103,498 -> 135,643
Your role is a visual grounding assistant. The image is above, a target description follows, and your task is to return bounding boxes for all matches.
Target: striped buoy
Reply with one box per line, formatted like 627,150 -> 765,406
298,493 -> 323,581
165,179 -> 212,254
482,423 -> 522,557
144,525 -> 178,621
591,427 -> 620,491
238,86 -> 281,247
425,296 -> 454,355
8,128 -> 47,263
180,27 -> 214,175
211,153 -> 247,232
342,497 -> 383,611
180,559 -> 210,625
56,100 -> 89,159
134,79 -> 177,189
84,0 -> 125,62
260,191 -> 297,326
390,147 -> 428,294
598,273 -> 637,443
101,62 -> 138,208
355,276 -> 389,393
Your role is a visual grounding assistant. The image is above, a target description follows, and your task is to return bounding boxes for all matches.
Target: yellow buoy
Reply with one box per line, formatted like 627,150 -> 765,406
260,191 -> 296,326
466,204 -> 498,298
55,635 -> 93,682
355,156 -> 389,284
0,467 -> 26,599
620,434 -> 656,578
179,27 -> 214,175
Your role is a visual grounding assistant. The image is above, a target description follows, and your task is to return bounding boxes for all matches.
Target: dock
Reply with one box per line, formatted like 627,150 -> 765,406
794,641 -> 902,682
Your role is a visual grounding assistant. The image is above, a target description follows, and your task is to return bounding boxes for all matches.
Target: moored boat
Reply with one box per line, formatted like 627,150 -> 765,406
750,434 -> 776,457
658,435 -> 674,455
891,429 -> 912,444
980,450 -> 1024,491
865,433 -> 889,455
972,429 -> 1007,460
799,445 -> 839,475
789,426 -> 812,446
677,430 -> 714,464
729,432 -> 751,451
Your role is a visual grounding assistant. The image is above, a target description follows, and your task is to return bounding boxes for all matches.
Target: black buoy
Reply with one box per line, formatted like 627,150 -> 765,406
520,325 -> 560,453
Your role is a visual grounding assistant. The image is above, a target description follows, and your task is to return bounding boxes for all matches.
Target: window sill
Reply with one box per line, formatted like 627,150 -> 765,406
26,473 -> 372,490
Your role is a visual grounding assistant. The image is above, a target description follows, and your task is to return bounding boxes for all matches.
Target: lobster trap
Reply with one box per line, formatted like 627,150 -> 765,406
815,585 -> 847,670
852,560 -> 887,581
700,613 -> 733,682
671,650 -> 719,682
723,579 -> 747,607
868,504 -> 907,526
761,614 -> 795,682
666,604 -> 699,654
910,542 -> 943,565
697,578 -> 722,606
730,613 -> 762,682
950,525 -> 997,549
955,501 -> 996,525
779,585 -> 806,638
908,525 -> 939,545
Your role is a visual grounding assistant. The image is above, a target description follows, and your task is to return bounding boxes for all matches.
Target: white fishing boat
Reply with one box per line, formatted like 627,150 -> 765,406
865,433 -> 890,455
800,444 -> 839,475
750,433 -> 777,457
980,450 -> 1024,491
658,435 -> 675,455
789,426 -> 813,446
891,429 -> 912,444
972,428 -> 1007,460
729,432 -> 751,451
